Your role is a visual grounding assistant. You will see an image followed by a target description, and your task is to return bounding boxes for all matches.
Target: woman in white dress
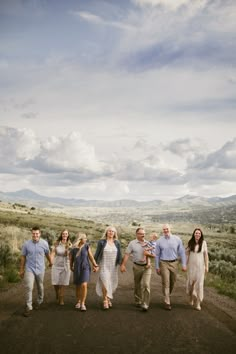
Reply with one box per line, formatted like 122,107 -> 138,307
51,229 -> 72,305
94,226 -> 122,310
186,228 -> 209,311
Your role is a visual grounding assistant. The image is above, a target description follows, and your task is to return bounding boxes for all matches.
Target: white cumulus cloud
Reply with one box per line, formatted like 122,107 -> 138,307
133,0 -> 190,10
36,132 -> 103,173
0,126 -> 40,169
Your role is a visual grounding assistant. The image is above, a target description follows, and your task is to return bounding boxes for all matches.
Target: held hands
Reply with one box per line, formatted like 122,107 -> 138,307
156,268 -> 161,275
19,269 -> 24,279
93,265 -> 99,272
48,256 -> 53,268
182,266 -> 187,272
120,264 -> 126,273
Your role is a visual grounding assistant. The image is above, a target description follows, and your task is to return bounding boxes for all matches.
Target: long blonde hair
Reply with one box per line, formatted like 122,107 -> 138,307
101,226 -> 118,240
73,233 -> 87,247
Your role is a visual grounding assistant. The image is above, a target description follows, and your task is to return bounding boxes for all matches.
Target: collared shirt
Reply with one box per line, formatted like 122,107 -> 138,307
155,234 -> 186,269
125,239 -> 148,264
22,239 -> 50,275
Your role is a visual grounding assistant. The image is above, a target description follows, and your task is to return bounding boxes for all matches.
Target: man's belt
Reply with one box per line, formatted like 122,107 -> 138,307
160,259 -> 177,263
134,262 -> 147,266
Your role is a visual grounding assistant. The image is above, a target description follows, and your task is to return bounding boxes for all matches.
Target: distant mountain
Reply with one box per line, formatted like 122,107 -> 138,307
0,189 -> 236,209
172,195 -> 211,207
3,189 -> 46,201
0,189 -> 96,207
0,189 -> 163,207
173,194 -> 236,208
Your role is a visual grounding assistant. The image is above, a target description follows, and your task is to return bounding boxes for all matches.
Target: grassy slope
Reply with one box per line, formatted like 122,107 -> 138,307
0,201 -> 236,299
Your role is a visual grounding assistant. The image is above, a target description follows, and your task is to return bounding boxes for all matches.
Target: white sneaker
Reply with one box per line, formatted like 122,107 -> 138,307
80,304 -> 87,311
75,302 -> 81,309
141,304 -> 149,311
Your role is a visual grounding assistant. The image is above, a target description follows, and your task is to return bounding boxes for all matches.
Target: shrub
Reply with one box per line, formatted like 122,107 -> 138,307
229,226 -> 235,234
0,244 -> 14,267
208,248 -> 236,265
132,221 -> 140,226
206,274 -> 236,300
0,275 -> 7,288
13,203 -> 26,208
209,260 -> 236,280
0,243 -> 21,285
69,232 -> 77,243
40,228 -> 57,247
4,266 -> 20,283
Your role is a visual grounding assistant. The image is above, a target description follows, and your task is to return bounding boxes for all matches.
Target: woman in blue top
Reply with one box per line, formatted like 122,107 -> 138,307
70,233 -> 98,311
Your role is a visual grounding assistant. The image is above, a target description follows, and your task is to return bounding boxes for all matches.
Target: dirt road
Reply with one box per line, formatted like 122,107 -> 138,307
0,261 -> 236,354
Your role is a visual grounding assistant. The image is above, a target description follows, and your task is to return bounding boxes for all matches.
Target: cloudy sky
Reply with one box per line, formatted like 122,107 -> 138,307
0,0 -> 236,201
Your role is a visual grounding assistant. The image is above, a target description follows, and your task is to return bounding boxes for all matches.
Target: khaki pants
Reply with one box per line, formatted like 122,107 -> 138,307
160,260 -> 178,303
24,271 -> 44,310
133,264 -> 152,306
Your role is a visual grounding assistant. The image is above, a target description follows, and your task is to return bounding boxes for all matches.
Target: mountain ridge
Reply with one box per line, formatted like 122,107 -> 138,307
0,189 -> 236,208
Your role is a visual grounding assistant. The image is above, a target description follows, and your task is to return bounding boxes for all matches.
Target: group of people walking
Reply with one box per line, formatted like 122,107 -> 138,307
20,224 -> 209,317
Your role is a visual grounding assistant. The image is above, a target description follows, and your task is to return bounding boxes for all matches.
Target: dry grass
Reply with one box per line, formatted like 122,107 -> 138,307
0,202 -> 236,299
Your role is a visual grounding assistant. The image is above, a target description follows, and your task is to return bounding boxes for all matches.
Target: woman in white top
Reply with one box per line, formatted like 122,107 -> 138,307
186,228 -> 209,311
94,226 -> 122,310
51,229 -> 72,305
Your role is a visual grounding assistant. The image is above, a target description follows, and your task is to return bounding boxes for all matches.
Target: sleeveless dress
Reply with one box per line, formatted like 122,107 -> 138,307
96,242 -> 118,299
51,243 -> 71,286
186,240 -> 208,301
71,244 -> 91,285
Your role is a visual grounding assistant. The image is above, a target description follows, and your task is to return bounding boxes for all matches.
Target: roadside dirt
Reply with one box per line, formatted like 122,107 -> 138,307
0,261 -> 236,354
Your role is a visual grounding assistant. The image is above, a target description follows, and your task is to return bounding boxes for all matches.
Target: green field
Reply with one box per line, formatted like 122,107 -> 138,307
0,202 -> 235,300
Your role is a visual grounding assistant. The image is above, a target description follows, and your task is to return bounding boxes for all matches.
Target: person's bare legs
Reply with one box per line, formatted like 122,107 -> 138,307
75,286 -> 81,306
80,282 -> 88,306
58,286 -> 65,305
54,285 -> 59,302
102,284 -> 109,309
189,282 -> 195,305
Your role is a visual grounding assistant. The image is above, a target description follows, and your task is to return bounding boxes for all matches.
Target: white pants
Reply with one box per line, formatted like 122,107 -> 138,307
24,271 -> 45,310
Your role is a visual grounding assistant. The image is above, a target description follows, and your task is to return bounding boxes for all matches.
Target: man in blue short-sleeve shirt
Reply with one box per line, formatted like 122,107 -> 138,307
20,226 -> 52,317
